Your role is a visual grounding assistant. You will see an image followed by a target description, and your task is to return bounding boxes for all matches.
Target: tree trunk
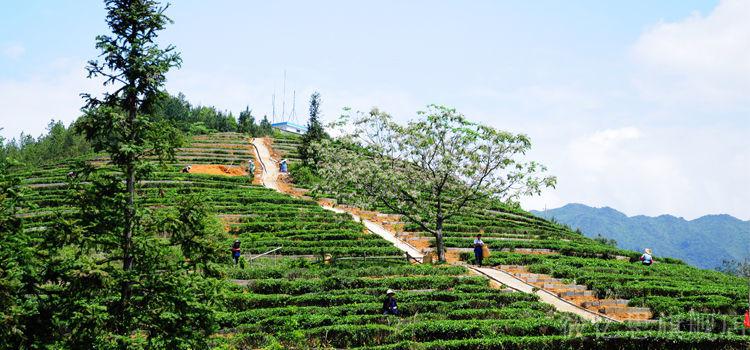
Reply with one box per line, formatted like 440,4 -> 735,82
120,97 -> 137,328
123,162 -> 134,267
436,216 -> 446,263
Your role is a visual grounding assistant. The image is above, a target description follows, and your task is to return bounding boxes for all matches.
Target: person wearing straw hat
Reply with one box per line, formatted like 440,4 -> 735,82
382,289 -> 399,315
640,248 -> 654,266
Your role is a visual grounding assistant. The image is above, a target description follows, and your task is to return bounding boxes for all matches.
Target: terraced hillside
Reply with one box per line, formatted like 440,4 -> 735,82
282,133 -> 750,332
389,203 -> 750,322
10,132 -> 750,349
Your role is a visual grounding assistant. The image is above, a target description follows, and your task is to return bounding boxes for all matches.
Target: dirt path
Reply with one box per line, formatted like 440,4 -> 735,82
251,137 -> 424,262
251,138 -> 280,191
250,137 -> 626,321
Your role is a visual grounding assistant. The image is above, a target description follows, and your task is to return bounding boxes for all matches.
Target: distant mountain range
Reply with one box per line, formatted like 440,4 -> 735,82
530,203 -> 750,269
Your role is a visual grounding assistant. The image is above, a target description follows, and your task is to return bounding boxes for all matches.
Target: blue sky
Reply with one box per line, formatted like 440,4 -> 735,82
2,1 -> 748,220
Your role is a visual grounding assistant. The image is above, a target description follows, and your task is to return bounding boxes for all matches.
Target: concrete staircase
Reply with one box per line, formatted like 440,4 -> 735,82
497,265 -> 653,321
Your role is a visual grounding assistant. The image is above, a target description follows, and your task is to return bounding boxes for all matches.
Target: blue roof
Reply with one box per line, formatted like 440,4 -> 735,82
271,121 -> 308,131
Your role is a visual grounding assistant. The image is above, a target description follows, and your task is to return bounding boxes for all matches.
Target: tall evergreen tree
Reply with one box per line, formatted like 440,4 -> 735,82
0,152 -> 38,348
77,0 -> 182,337
238,107 -> 258,135
299,92 -> 328,167
259,115 -> 273,136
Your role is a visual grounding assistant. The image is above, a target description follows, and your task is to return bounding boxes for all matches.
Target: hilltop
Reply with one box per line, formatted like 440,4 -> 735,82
531,203 -> 750,269
4,130 -> 750,348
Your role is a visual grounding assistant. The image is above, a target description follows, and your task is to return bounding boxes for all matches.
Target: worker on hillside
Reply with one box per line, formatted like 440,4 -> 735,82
248,159 -> 255,175
640,248 -> 654,266
231,239 -> 241,265
382,289 -> 399,315
181,165 -> 192,173
473,234 -> 485,266
279,159 -> 288,173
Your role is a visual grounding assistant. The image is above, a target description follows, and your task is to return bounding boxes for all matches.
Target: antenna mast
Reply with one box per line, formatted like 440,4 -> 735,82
281,70 -> 287,121
271,93 -> 276,123
290,90 -> 296,122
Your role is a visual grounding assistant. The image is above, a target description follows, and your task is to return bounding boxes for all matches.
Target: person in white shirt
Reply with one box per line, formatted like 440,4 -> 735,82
473,234 -> 485,266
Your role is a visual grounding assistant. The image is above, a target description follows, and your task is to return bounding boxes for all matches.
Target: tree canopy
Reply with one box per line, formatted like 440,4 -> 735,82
314,105 -> 556,262
299,92 -> 328,168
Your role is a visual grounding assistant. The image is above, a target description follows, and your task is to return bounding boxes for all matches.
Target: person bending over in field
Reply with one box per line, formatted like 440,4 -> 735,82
473,234 -> 485,266
640,248 -> 653,266
231,239 -> 241,265
382,289 -> 399,315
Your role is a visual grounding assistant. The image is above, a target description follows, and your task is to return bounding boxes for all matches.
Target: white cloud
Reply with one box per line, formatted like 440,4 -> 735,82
523,124 -> 749,220
632,0 -> 750,105
585,127 -> 641,150
2,43 -> 25,60
0,61 -> 101,139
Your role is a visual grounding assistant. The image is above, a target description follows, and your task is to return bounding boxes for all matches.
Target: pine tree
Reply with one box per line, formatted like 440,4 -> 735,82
299,92 -> 328,167
78,0 -> 183,327
238,106 -> 258,135
259,115 -> 273,136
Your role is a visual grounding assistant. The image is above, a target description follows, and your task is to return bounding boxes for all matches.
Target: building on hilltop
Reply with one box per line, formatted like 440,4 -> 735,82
271,121 -> 307,135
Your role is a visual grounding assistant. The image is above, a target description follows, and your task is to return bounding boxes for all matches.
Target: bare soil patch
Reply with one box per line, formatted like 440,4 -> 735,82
189,164 -> 247,176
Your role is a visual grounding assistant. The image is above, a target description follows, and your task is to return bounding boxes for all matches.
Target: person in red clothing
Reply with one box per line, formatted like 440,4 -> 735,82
231,239 -> 241,265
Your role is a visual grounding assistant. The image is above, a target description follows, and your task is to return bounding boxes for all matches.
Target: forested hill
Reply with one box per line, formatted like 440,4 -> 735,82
531,203 -> 750,269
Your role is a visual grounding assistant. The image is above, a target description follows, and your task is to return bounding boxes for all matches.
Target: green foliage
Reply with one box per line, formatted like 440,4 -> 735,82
189,121 -> 211,135
532,204 -> 750,270
0,155 -> 40,348
315,105 -> 555,261
0,1 -> 228,348
0,120 -> 92,168
288,163 -> 320,189
593,233 -> 617,247
153,93 -> 240,134
259,116 -> 274,136
482,252 -> 749,317
237,106 -> 258,135
299,92 -> 328,168
144,189 -> 226,276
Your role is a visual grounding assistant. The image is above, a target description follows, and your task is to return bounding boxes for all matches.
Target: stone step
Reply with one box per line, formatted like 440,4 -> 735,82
318,198 -> 337,206
498,265 -> 528,271
568,295 -> 599,305
558,290 -> 595,298
381,221 -> 405,225
600,306 -> 652,314
526,277 -> 559,284
543,283 -> 587,291
291,187 -> 310,194
581,299 -> 629,308
512,273 -> 544,278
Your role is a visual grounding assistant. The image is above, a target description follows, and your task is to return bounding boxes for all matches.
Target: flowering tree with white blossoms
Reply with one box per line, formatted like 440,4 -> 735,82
314,105 -> 556,262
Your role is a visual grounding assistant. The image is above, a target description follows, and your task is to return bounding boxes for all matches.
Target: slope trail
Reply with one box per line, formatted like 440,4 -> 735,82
250,137 -> 424,261
251,138 -> 278,191
250,137 -> 638,322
